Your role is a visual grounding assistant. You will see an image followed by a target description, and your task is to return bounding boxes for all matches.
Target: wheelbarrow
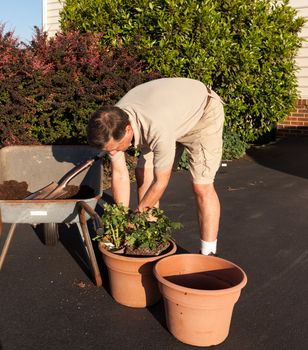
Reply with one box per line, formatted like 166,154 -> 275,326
0,145 -> 105,286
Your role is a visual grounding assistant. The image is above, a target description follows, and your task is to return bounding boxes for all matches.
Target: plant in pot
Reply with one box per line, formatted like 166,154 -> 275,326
94,203 -> 181,308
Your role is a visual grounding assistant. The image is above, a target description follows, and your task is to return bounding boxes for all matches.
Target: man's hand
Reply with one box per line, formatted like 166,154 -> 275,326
137,168 -> 172,212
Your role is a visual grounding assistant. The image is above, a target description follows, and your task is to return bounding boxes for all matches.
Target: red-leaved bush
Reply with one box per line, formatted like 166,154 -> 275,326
0,25 -> 160,146
0,25 -> 37,145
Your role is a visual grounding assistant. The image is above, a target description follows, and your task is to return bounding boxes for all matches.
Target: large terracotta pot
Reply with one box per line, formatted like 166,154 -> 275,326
99,240 -> 177,308
154,254 -> 247,347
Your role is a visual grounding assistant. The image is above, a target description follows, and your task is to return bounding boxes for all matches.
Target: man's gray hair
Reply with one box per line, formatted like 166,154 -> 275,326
87,106 -> 130,148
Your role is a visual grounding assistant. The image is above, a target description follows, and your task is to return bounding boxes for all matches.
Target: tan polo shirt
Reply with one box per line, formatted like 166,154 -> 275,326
115,78 -> 210,169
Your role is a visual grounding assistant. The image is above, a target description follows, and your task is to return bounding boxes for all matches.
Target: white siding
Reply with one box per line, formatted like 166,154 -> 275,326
289,0 -> 308,98
42,0 -> 64,38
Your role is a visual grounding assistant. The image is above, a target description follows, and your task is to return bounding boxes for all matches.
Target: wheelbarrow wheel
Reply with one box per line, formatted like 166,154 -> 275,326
43,223 -> 59,246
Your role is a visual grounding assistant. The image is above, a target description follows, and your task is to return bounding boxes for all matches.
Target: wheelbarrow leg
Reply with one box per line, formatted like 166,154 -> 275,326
77,208 -> 102,287
0,223 -> 17,270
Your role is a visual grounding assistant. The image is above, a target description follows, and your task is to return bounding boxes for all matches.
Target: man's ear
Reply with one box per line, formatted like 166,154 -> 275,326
126,124 -> 133,134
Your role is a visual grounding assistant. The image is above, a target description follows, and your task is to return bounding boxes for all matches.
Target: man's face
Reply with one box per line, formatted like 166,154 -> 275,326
104,125 -> 133,156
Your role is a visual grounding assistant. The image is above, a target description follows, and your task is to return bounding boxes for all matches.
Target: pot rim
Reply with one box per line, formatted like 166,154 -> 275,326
154,253 -> 247,295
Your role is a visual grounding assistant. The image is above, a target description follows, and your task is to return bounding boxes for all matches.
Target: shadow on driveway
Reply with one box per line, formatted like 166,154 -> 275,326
246,137 -> 308,179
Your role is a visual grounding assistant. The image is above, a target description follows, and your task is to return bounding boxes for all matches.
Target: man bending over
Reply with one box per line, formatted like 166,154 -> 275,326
87,77 -> 225,256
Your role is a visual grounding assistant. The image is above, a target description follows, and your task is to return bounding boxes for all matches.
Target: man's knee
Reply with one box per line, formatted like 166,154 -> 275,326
192,182 -> 215,198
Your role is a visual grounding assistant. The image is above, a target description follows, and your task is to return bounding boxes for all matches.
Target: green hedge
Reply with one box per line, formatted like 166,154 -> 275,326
60,0 -> 305,143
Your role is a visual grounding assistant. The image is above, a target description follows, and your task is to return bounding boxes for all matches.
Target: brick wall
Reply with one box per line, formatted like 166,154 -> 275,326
276,99 -> 308,137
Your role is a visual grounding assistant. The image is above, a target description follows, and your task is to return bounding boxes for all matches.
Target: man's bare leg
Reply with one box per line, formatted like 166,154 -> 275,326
192,182 -> 220,254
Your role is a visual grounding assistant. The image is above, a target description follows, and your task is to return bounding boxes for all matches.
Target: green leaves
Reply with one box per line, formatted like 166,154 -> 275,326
60,0 -> 305,148
223,127 -> 250,160
100,203 -> 130,248
1,0 -> 304,154
96,203 -> 182,252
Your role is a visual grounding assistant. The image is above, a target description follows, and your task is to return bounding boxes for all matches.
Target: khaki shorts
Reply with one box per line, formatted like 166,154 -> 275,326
137,91 -> 225,184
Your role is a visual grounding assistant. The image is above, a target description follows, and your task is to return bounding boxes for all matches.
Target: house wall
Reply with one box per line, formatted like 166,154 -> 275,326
42,0 -> 64,38
277,0 -> 308,137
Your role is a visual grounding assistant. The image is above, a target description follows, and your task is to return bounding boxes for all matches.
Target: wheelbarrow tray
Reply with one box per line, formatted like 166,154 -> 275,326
0,145 -> 104,286
0,145 -> 103,224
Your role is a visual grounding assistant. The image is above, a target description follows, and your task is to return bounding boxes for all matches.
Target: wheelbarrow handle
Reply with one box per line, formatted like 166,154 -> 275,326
78,201 -> 103,235
57,152 -> 104,188
25,152 -> 105,200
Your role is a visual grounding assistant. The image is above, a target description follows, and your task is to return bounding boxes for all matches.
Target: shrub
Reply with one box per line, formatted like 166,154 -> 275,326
178,149 -> 190,171
60,0 -> 305,144
0,26 -> 159,146
0,25 -> 38,145
176,128 -> 249,170
222,127 -> 250,160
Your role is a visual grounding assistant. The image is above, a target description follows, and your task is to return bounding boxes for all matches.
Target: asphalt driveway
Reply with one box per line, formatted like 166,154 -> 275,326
0,137 -> 307,350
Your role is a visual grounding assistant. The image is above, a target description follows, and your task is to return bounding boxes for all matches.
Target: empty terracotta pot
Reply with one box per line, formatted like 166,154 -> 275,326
99,240 -> 177,308
154,254 -> 247,347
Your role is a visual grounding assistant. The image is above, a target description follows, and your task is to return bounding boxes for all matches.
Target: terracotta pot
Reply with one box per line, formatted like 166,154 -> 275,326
99,240 -> 177,308
154,254 -> 247,347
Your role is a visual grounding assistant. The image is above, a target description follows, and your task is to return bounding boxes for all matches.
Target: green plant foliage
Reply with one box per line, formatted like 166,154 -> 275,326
222,127 -> 250,160
178,149 -> 190,171
60,0 -> 305,144
0,26 -> 159,146
94,203 -> 182,253
98,203 -> 131,249
176,127 -> 249,169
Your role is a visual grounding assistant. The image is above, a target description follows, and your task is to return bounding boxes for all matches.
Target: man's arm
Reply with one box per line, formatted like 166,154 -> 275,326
111,152 -> 130,206
137,168 -> 172,212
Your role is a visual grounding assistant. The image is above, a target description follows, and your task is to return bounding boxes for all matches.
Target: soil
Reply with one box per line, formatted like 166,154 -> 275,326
122,241 -> 171,257
0,152 -> 138,200
0,180 -> 31,199
0,180 -> 95,200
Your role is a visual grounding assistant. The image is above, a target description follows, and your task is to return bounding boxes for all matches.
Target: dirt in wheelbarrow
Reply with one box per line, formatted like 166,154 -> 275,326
0,180 -> 95,200
0,180 -> 31,199
0,152 -> 138,200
